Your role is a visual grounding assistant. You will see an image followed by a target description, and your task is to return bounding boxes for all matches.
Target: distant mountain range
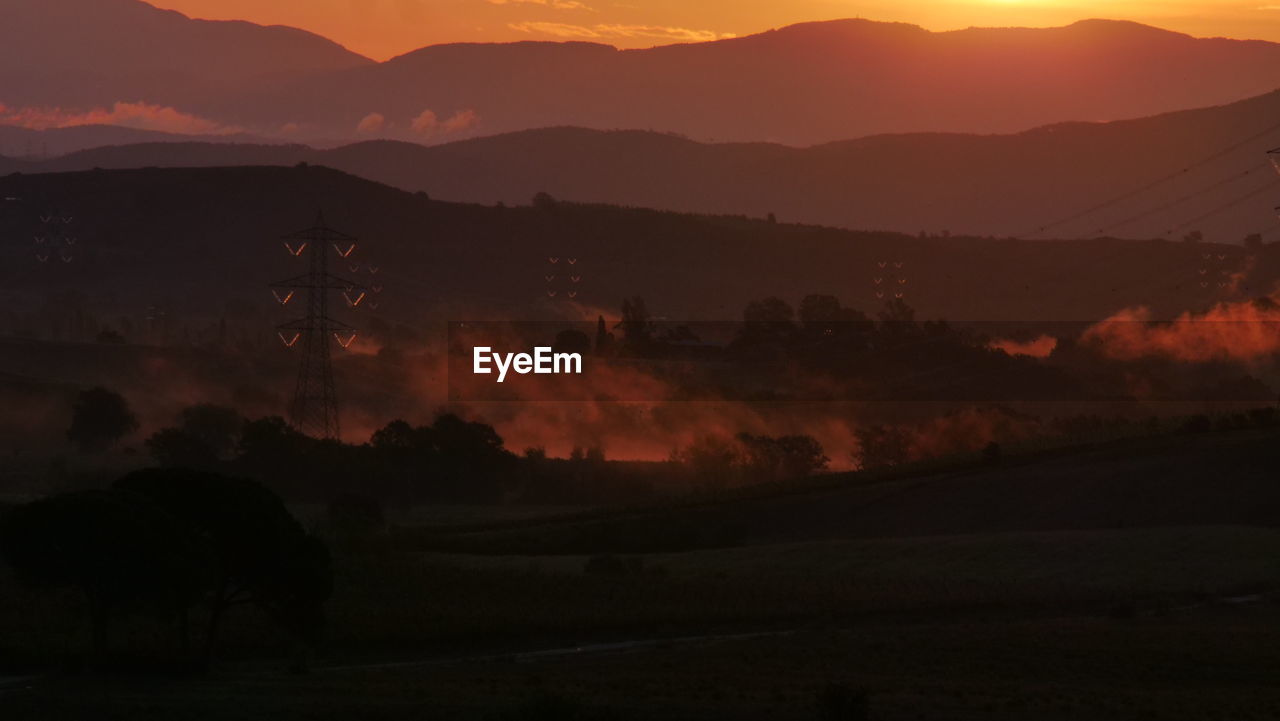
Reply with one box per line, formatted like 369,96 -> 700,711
0,124 -> 278,158
5,1 -> 1280,144
0,0 -> 370,112
7,89 -> 1278,241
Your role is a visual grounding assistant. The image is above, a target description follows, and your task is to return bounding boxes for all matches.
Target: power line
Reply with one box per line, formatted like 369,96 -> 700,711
1091,163 -> 1269,236
1017,118 -> 1280,239
1163,177 -> 1280,239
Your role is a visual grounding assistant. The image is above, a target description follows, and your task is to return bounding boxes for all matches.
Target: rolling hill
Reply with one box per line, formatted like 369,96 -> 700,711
8,88 -> 1280,241
0,165 -> 1270,329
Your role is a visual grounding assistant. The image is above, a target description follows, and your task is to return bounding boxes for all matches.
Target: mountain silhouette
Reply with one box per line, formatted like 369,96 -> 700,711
142,17 -> 1280,143
0,124 -> 277,158
4,7 -> 1280,143
0,0 -> 370,112
9,89 -> 1278,241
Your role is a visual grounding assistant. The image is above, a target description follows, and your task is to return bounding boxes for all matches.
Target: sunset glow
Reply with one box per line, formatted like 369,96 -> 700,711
149,0 -> 1280,60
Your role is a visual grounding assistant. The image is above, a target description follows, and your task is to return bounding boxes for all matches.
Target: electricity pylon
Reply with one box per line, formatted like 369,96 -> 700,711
271,213 -> 365,440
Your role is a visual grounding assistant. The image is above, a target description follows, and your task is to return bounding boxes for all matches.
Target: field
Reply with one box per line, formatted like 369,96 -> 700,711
4,424 -> 1280,718
5,534 -> 1280,719
6,512 -> 1280,717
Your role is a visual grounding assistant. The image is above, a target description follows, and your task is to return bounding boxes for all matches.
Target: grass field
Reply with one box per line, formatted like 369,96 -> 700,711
5,524 -> 1280,719
4,425 -> 1280,719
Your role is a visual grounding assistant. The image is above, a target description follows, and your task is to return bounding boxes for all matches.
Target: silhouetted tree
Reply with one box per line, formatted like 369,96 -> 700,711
369,419 -> 422,451
877,298 -> 915,325
237,416 -> 312,477
147,405 -> 247,468
617,296 -> 654,350
366,414 -> 515,503
854,425 -> 912,469
737,433 -> 828,482
553,328 -> 592,356
799,295 -> 842,327
776,435 -> 830,478
737,297 -> 796,347
179,405 -> 245,459
672,435 -> 741,489
798,294 -> 872,342
66,387 -> 139,453
594,315 -> 615,355
0,489 -> 211,661
876,298 -> 918,339
532,191 -> 557,210
114,469 -> 332,668
147,427 -> 220,469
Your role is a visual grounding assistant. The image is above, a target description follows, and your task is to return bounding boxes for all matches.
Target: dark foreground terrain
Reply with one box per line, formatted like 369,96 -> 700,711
4,422 -> 1280,720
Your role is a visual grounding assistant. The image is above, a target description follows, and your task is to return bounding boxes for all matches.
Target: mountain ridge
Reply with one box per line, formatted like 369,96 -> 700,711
5,5 -> 1280,144
8,87 -> 1278,242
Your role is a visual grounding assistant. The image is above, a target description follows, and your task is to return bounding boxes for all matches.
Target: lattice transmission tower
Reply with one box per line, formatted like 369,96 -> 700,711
271,213 -> 365,440
1272,148 -> 1280,240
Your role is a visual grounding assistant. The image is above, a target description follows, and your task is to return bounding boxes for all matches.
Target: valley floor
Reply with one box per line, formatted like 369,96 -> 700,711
5,426 -> 1280,719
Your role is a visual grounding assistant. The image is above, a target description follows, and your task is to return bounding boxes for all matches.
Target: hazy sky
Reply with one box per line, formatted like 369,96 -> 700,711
150,1 -> 1280,60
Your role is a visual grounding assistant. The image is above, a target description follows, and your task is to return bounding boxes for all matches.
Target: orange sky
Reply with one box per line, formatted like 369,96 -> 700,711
150,0 -> 1280,60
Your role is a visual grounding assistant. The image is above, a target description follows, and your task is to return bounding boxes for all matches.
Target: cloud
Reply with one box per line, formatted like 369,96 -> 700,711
595,24 -> 733,42
1082,296 -> 1280,363
357,112 -> 386,133
442,109 -> 479,132
509,21 -> 731,43
489,0 -> 592,9
410,110 -> 438,134
411,108 -> 479,137
0,101 -> 235,135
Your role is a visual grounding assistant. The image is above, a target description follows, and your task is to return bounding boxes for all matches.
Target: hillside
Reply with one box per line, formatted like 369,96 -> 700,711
0,165 -> 1269,329
10,87 -> 1280,240
0,124 -> 280,158
0,0 -> 371,111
